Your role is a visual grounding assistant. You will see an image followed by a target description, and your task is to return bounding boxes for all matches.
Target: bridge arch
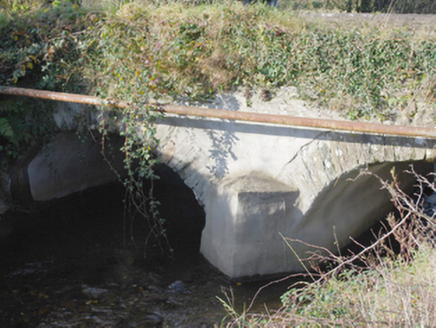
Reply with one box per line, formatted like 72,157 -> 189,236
153,92 -> 435,277
1,90 -> 435,278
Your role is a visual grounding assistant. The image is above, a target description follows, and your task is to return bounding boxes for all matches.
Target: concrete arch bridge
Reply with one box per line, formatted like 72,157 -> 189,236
1,86 -> 435,278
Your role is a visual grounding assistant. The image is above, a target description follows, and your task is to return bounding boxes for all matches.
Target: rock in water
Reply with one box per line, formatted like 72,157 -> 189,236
168,280 -> 185,292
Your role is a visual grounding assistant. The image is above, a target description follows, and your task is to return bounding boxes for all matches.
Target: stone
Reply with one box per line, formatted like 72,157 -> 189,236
154,90 -> 435,277
168,280 -> 185,292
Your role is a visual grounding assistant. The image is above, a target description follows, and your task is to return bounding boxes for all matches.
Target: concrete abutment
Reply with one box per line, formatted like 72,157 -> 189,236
201,171 -> 301,277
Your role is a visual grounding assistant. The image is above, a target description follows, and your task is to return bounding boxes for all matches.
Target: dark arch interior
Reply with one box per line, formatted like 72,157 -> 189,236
0,161 -> 207,284
148,163 -> 206,259
1,162 -> 249,326
341,159 -> 435,257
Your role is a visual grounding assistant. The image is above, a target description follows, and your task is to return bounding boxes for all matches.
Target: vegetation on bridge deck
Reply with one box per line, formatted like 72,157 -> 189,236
1,0 -> 435,167
1,0 -> 435,161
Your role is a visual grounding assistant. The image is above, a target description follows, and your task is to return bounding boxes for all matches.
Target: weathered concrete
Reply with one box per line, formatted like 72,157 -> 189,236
154,88 -> 436,277
201,171 -> 300,277
1,102 -> 122,211
1,87 -> 435,278
27,131 -> 125,202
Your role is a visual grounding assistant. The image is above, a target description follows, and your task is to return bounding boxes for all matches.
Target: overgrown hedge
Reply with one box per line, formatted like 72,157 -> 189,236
1,0 -> 435,165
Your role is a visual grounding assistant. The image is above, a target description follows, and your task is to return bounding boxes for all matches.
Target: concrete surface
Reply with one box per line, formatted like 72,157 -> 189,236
2,87 -> 435,278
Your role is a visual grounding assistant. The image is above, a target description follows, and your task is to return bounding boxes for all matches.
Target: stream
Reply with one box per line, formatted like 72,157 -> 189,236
0,170 -> 288,327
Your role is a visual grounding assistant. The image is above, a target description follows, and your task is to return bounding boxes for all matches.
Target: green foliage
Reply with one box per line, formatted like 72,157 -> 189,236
0,0 -> 93,172
0,98 -> 54,169
0,1 -> 91,91
1,0 -> 434,120
0,117 -> 14,140
83,1 -> 434,121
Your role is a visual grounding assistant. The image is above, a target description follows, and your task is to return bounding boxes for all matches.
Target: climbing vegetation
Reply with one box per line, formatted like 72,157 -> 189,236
0,98 -> 55,170
1,0 -> 434,118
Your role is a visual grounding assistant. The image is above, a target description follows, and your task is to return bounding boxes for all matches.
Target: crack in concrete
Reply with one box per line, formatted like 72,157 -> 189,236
276,131 -> 326,178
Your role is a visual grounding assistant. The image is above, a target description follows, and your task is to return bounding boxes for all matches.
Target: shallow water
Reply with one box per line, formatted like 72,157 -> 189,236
0,176 -> 288,327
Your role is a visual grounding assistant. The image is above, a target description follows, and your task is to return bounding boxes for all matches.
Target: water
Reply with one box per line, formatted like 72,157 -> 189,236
0,176 -> 287,327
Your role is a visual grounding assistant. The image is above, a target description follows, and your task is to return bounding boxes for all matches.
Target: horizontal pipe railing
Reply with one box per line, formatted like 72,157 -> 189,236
1,86 -> 435,139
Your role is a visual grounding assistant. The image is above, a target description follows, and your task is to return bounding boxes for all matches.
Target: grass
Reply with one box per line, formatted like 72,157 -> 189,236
230,247 -> 436,326
273,246 -> 436,326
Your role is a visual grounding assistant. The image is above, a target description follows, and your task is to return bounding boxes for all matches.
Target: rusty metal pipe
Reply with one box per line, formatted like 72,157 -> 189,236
1,86 -> 435,139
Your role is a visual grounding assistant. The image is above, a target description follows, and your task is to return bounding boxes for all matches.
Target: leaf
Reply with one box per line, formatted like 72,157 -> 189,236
0,117 -> 14,140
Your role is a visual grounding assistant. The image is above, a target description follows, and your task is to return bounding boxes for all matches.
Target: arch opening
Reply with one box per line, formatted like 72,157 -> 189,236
302,159 -> 435,262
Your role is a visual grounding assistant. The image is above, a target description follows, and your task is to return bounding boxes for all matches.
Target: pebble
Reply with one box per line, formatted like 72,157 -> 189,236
81,285 -> 108,297
143,313 -> 163,324
168,280 -> 185,292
